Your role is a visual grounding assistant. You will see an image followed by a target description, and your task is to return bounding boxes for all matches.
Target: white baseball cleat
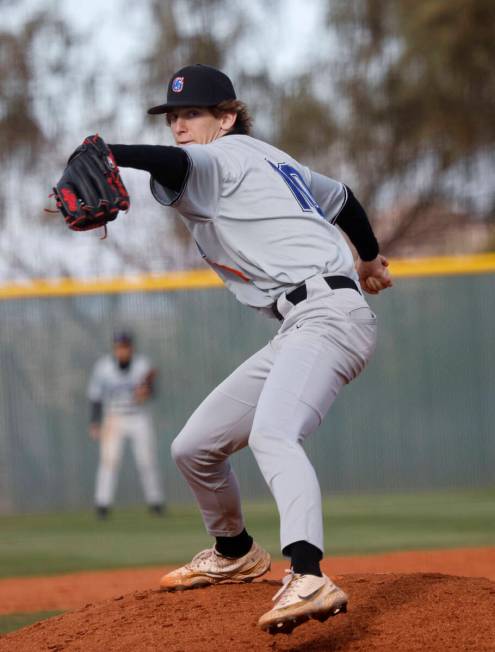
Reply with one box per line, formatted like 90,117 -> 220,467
159,541 -> 271,591
258,570 -> 348,635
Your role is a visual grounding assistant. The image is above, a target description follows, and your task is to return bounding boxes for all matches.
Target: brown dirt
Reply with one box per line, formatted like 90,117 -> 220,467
2,573 -> 495,651
1,546 -> 494,615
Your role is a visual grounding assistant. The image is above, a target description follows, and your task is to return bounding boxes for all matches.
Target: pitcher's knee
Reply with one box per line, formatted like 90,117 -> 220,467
249,429 -> 302,462
170,435 -> 196,470
248,429 -> 277,456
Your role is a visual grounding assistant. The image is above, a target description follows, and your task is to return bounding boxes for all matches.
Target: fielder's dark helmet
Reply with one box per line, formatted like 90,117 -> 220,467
113,329 -> 134,345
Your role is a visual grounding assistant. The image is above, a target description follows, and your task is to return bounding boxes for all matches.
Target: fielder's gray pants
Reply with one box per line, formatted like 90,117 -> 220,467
171,275 -> 377,553
95,412 -> 164,507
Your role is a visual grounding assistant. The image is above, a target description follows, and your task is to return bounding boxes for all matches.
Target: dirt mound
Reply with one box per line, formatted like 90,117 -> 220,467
1,573 -> 494,652
2,547 -> 495,616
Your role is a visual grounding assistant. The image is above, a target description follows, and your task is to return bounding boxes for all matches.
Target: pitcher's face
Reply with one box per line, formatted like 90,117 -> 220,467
167,107 -> 236,145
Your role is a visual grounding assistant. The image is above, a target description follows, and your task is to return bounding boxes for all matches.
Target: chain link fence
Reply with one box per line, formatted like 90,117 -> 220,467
1,273 -> 494,513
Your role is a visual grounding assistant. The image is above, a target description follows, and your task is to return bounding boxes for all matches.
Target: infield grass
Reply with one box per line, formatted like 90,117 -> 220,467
0,611 -> 63,635
0,488 -> 494,578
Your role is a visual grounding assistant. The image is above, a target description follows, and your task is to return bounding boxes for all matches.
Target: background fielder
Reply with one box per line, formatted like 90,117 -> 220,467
87,330 -> 164,518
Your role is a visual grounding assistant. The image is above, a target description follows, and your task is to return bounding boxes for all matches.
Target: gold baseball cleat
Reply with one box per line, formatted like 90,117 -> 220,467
159,541 -> 271,591
258,571 -> 348,635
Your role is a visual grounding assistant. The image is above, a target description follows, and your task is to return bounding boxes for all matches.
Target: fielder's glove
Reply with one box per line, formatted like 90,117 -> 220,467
52,134 -> 130,235
134,370 -> 157,403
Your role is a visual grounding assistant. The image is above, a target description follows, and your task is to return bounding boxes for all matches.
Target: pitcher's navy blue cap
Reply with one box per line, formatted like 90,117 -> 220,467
113,330 -> 134,345
147,64 -> 236,115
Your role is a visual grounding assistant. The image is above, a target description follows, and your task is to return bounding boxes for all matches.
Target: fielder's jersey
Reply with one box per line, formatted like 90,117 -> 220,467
151,134 -> 357,309
87,354 -> 152,415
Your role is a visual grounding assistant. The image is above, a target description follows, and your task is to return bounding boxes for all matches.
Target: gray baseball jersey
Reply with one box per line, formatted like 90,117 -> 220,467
151,134 -> 357,308
87,354 -> 152,415
148,129 -> 378,562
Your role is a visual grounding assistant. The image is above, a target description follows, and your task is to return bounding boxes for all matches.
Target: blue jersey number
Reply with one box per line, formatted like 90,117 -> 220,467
267,160 -> 324,218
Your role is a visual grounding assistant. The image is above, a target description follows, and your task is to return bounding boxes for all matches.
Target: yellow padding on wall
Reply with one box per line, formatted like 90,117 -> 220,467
390,253 -> 495,277
0,268 -> 222,300
0,253 -> 494,300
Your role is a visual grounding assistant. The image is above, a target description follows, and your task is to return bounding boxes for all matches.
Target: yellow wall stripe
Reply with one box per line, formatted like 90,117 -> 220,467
390,252 -> 495,277
0,253 -> 494,300
0,269 -> 222,300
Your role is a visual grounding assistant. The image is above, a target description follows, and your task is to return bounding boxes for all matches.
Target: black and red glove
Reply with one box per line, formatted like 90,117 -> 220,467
52,134 -> 130,234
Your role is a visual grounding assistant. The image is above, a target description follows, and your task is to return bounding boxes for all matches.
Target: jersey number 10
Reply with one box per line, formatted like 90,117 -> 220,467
267,160 -> 324,218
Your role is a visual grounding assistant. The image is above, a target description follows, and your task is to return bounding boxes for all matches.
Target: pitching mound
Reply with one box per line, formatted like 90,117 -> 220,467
1,573 -> 494,651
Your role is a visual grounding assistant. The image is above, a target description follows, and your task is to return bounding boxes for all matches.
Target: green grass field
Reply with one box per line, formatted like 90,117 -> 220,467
1,488 -> 494,579
0,611 -> 62,636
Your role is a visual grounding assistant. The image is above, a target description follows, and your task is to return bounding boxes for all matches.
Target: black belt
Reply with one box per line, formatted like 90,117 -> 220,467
272,275 -> 360,321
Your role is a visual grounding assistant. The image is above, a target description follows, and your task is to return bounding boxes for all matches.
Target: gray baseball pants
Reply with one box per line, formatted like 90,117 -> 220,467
171,275 -> 377,553
95,412 -> 163,507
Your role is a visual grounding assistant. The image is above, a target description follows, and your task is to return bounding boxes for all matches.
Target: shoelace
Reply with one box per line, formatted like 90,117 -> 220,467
272,570 -> 328,608
185,548 -> 215,570
272,569 -> 304,607
44,193 -> 109,240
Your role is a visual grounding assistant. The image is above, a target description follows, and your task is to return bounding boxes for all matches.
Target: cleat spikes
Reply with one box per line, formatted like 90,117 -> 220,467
264,604 -> 347,635
268,616 -> 309,635
314,612 -> 330,623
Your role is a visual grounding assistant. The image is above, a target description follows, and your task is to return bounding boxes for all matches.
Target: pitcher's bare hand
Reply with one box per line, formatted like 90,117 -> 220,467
357,255 -> 393,295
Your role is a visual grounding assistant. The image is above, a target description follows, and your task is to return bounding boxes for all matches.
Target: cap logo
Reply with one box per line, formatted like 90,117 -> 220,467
172,76 -> 184,93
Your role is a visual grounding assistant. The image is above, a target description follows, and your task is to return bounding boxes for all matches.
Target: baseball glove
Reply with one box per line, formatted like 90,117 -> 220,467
135,369 -> 157,403
52,134 -> 129,235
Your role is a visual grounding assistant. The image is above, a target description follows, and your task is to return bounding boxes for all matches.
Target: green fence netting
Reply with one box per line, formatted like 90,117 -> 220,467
0,274 -> 494,513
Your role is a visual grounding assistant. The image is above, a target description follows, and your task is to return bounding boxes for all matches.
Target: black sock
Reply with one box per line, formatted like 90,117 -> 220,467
283,540 -> 322,577
215,529 -> 253,558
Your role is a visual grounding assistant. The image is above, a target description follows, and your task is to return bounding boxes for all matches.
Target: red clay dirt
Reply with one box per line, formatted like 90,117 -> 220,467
2,573 -> 495,651
0,546 -> 494,615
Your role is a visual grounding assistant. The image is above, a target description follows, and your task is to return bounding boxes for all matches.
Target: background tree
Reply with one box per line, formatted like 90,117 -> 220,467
1,0 -> 494,280
324,0 -> 495,253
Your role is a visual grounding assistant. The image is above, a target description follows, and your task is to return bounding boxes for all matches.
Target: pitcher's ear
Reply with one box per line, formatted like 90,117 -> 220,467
220,111 -> 237,131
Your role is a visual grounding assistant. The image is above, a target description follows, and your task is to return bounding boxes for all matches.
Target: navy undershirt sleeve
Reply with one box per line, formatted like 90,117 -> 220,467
335,186 -> 379,261
109,144 -> 189,194
110,147 -> 378,260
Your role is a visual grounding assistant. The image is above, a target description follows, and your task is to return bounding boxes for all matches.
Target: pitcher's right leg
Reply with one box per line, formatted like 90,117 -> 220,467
162,344 -> 274,590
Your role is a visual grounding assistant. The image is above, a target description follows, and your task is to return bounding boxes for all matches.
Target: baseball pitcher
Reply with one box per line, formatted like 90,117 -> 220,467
87,330 -> 164,518
56,65 -> 392,634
